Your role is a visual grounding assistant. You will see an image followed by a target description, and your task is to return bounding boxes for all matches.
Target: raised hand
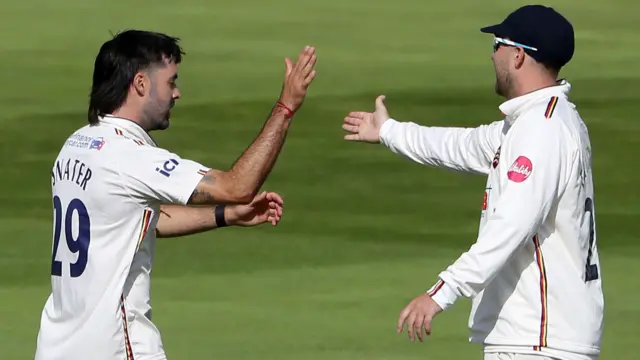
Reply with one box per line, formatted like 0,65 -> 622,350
342,95 -> 390,143
278,46 -> 317,113
228,191 -> 284,227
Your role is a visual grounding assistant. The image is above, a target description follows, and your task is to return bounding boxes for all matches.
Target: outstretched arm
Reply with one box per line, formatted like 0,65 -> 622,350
343,96 -> 504,175
188,46 -> 317,205
156,191 -> 284,238
379,119 -> 504,174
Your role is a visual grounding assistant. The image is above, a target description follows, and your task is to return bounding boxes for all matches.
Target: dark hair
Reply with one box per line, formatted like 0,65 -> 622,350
87,30 -> 185,125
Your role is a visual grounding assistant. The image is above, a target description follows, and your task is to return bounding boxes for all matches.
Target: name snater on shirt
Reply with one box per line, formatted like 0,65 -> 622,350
51,158 -> 93,191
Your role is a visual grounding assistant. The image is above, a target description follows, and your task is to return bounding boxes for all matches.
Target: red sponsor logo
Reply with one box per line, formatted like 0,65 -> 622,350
482,192 -> 488,210
507,156 -> 533,183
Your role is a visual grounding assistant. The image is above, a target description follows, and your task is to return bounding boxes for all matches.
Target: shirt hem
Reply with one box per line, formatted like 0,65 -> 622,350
132,352 -> 167,360
483,345 -> 598,360
473,335 -> 600,356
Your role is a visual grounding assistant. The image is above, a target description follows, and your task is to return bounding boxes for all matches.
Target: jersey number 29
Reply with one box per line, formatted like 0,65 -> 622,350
51,196 -> 91,277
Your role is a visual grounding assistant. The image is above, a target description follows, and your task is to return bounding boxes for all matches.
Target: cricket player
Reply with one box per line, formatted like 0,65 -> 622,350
342,5 -> 603,360
35,30 -> 317,360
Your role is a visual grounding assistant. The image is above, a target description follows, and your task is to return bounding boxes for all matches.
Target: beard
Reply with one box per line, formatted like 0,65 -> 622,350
494,69 -> 512,98
143,96 -> 174,131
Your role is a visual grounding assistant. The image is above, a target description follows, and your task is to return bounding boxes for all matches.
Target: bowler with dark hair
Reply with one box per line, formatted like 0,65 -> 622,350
35,29 -> 317,360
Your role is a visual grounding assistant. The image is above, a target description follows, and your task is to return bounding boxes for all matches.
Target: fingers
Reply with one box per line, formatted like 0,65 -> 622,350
265,192 -> 284,206
415,313 -> 426,342
423,317 -> 432,336
294,46 -> 312,69
397,305 -> 411,334
398,297 -> 435,343
406,311 -> 418,342
252,191 -> 267,204
267,207 -> 281,226
304,70 -> 317,87
347,111 -> 369,119
302,52 -> 317,76
269,202 -> 283,217
297,47 -> 317,88
262,192 -> 283,226
343,116 -> 363,126
284,58 -> 293,77
266,193 -> 284,217
341,123 -> 359,134
343,134 -> 362,141
375,95 -> 386,109
293,46 -> 315,75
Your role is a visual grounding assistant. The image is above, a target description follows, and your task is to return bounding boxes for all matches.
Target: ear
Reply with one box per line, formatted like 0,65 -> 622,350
132,71 -> 149,96
513,48 -> 526,70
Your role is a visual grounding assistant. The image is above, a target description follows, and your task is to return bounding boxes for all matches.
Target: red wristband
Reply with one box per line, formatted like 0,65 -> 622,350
275,101 -> 295,118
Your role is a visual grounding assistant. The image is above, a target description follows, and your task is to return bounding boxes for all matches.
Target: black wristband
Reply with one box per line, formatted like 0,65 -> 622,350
215,205 -> 228,227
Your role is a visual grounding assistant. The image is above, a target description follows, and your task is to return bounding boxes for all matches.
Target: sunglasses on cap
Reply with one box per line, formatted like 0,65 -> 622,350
493,37 -> 538,52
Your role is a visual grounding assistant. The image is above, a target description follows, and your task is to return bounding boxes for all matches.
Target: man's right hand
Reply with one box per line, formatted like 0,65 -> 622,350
278,46 -> 317,112
342,95 -> 390,143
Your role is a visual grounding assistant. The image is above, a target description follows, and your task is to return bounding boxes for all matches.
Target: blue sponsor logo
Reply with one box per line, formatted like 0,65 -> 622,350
89,137 -> 105,150
156,159 -> 179,177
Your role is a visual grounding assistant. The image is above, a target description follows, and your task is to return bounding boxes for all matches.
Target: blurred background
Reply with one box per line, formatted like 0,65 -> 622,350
1,0 -> 639,358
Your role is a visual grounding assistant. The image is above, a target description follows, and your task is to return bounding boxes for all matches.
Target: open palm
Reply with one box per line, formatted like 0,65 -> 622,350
342,95 -> 390,143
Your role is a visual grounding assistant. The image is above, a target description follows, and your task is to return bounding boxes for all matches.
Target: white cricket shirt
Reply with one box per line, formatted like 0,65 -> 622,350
35,115 -> 210,360
379,80 -> 603,360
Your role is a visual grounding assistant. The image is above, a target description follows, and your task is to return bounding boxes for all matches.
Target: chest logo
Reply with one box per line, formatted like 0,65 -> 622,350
507,156 -> 533,183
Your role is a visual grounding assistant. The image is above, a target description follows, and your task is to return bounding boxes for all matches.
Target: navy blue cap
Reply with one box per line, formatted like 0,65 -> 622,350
481,5 -> 575,70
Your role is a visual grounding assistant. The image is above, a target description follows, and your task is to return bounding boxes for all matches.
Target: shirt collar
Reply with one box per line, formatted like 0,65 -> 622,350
99,115 -> 157,147
499,79 -> 572,124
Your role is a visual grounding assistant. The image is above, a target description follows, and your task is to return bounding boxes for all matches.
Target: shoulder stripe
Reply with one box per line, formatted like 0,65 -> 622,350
544,96 -> 558,119
115,128 -> 124,136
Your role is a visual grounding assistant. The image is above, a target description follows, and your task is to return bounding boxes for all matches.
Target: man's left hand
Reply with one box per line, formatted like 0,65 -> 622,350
227,191 -> 284,227
397,293 -> 443,342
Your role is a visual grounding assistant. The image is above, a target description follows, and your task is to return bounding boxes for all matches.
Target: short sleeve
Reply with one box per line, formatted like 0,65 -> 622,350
117,145 -> 211,205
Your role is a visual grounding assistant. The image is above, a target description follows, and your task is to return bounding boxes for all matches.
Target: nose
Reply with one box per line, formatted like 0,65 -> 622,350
173,88 -> 181,100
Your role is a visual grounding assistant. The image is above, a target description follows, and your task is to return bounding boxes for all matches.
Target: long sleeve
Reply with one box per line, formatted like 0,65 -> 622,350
427,115 -> 570,310
379,118 -> 505,175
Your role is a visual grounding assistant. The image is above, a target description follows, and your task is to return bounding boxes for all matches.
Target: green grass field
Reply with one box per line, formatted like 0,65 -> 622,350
1,0 -> 639,359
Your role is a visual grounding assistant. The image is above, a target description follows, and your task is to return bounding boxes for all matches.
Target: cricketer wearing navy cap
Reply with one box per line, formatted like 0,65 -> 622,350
342,4 -> 603,360
481,4 -> 575,98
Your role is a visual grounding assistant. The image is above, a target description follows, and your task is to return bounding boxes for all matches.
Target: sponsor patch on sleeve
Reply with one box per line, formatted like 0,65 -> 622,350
507,156 -> 533,183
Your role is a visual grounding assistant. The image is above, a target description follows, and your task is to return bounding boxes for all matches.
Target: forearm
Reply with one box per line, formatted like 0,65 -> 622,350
379,119 -> 501,174
227,104 -> 292,199
188,105 -> 292,205
156,204 -> 235,238
429,181 -> 556,310
431,216 -> 536,310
